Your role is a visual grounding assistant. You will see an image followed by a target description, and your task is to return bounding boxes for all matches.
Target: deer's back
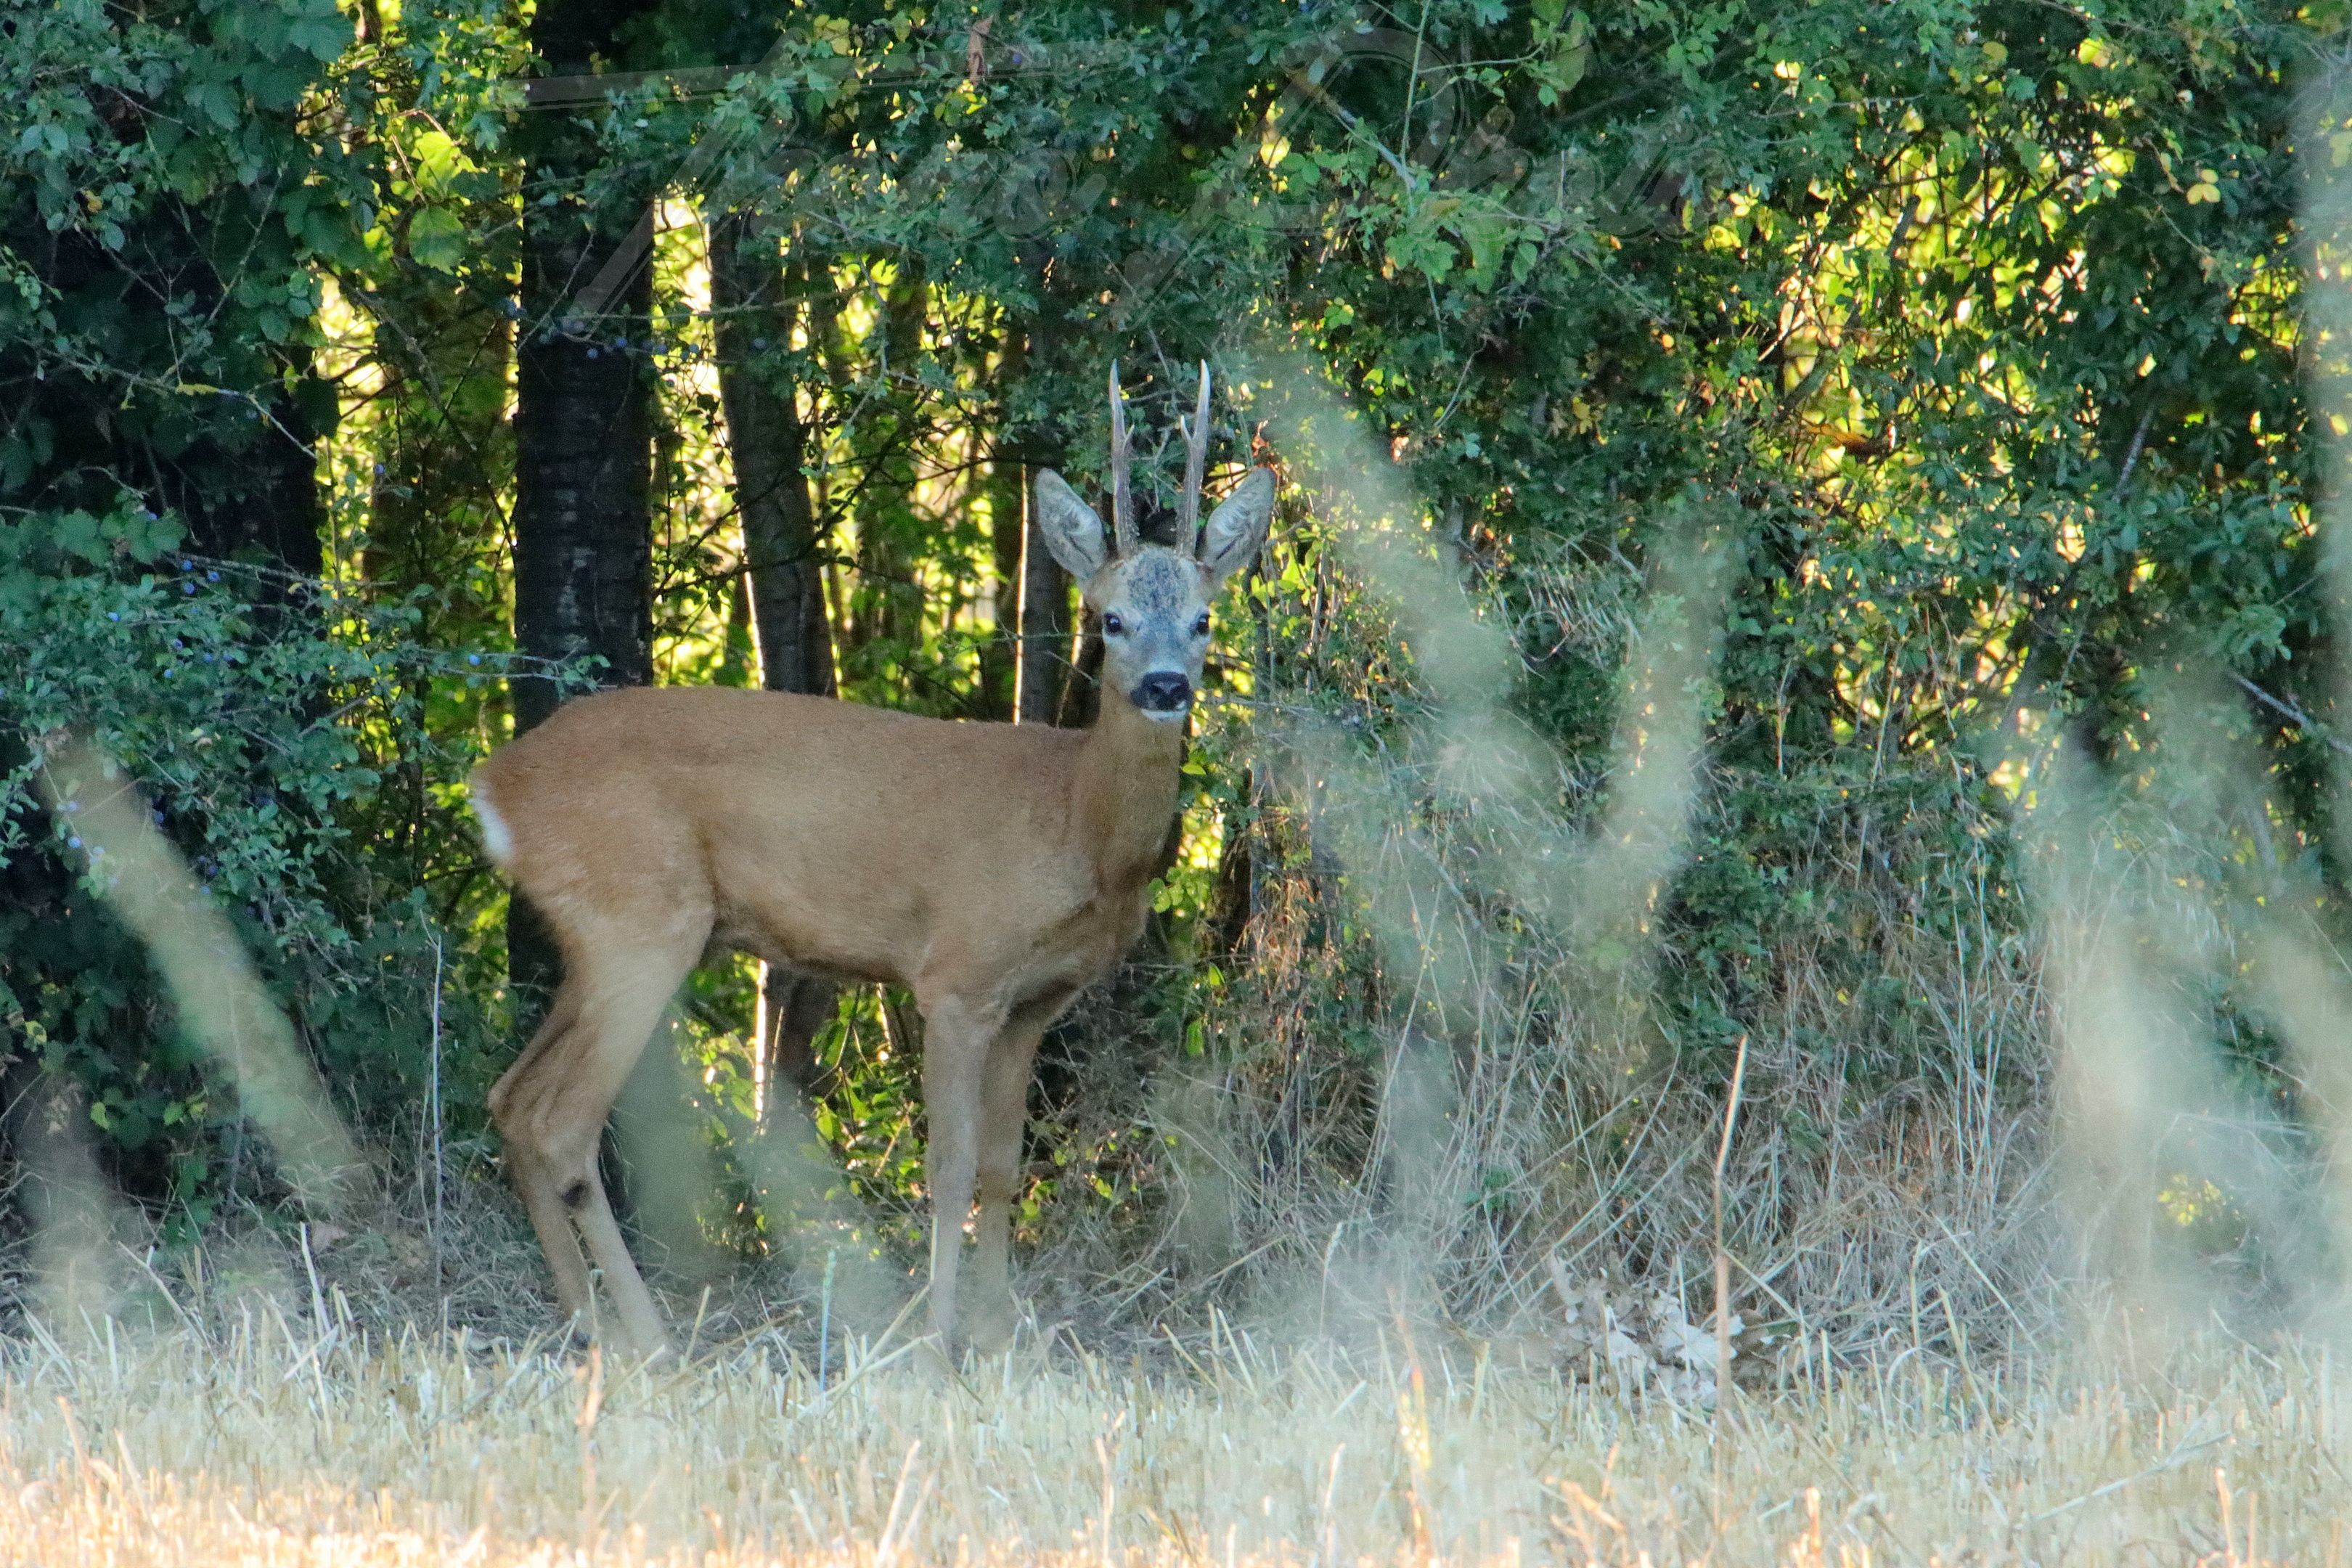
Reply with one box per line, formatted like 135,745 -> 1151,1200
473,685 -> 1090,987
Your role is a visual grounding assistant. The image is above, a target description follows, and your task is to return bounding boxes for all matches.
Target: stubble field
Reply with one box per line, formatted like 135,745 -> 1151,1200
0,1280 -> 2344,1567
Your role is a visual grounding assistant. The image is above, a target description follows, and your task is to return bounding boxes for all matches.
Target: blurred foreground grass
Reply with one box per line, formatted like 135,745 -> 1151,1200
0,1299 -> 2344,1566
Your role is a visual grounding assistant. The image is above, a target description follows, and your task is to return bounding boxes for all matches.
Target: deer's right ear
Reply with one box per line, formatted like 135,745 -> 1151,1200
1034,470 -> 1108,579
1200,466 -> 1276,588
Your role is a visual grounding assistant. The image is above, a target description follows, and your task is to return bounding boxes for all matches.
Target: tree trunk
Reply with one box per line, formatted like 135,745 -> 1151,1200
511,0 -> 656,732
163,354 -> 332,579
210,370 -> 330,577
1013,255 -> 1075,726
511,279 -> 655,731
507,0 -> 657,1000
1017,470 -> 1077,724
709,212 -> 833,701
708,208 -> 840,1115
978,326 -> 1024,721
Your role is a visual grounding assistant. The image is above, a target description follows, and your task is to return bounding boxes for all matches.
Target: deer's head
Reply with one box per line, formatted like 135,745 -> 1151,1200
1034,364 -> 1276,724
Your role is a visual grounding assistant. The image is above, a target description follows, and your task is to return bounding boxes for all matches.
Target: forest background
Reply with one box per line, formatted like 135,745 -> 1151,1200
2,0 -> 2346,1361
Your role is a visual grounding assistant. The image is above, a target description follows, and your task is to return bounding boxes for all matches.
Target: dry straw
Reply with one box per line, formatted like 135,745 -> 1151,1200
0,1284 -> 2345,1564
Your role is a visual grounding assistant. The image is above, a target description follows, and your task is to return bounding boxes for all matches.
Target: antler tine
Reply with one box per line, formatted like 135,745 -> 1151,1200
1178,360 -> 1212,555
1108,361 -> 1138,558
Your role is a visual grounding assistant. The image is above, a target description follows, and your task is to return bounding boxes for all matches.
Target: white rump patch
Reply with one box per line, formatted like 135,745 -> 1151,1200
473,785 -> 514,867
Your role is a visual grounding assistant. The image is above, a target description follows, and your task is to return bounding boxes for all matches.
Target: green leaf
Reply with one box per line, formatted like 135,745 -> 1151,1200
407,208 -> 469,273
1386,223 -> 1456,283
117,506 -> 182,563
286,9 -> 353,61
188,79 -> 244,130
410,130 -> 467,195
52,510 -> 105,565
1531,9 -> 1590,97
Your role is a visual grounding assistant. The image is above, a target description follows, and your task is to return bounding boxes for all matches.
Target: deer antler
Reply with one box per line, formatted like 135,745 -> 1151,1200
1108,362 -> 1138,558
1177,361 -> 1212,558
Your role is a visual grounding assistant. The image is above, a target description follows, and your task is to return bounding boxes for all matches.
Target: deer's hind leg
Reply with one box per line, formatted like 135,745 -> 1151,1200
490,981 -> 596,1331
492,920 -> 708,1353
761,966 -> 841,1101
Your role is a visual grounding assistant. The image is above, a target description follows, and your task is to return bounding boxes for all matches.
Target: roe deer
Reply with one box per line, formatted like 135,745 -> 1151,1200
472,364 -> 1275,1353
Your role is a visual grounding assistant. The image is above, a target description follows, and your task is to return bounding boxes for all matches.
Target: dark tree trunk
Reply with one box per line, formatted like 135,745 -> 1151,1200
1018,475 -> 1077,724
709,212 -> 833,701
708,209 -> 841,1114
187,370 -> 330,576
507,0 -> 657,1000
1013,254 -> 1076,726
147,349 -> 332,581
511,0 -> 656,733
510,272 -> 655,731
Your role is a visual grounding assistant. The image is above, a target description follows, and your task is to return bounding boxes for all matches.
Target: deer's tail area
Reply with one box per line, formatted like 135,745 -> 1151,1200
470,767 -> 515,868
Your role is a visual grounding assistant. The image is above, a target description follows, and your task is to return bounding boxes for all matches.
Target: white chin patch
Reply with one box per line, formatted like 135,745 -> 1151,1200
1140,706 -> 1190,724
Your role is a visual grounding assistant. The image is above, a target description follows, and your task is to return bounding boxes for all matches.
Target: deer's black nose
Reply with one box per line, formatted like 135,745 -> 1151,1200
1132,672 -> 1193,713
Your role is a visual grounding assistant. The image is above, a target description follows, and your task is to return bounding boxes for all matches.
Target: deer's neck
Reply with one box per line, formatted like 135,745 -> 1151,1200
1072,692 -> 1186,896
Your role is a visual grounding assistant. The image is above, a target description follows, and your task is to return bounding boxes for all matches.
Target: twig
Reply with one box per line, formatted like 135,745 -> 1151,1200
574,1344 -> 605,1545
817,1249 -> 837,1392
2233,672 -> 2352,758
2026,1434 -> 2227,1523
298,1222 -> 330,1337
1712,1034 -> 1749,1530
874,1441 -> 931,1568
2115,401 -> 2157,494
428,933 -> 446,1278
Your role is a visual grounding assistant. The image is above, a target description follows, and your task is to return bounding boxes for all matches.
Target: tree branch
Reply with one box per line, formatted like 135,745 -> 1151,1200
2234,672 -> 2352,759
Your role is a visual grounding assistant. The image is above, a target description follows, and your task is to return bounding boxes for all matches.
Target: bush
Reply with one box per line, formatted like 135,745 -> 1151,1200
0,505 -> 547,1235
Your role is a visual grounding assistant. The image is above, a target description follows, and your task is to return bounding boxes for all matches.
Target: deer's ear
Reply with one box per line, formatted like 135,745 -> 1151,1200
1200,467 -> 1275,588
1035,470 -> 1108,579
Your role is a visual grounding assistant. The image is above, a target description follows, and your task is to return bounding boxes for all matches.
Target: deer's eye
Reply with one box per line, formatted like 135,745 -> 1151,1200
1192,611 -> 1211,637
1103,612 -> 1126,636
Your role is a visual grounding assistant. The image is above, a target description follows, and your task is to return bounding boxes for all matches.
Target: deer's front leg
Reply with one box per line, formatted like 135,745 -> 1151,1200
918,993 -> 1003,1352
965,992 -> 1069,1352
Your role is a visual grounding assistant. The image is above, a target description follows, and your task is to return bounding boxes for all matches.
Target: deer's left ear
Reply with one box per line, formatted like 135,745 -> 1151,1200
1035,470 -> 1109,579
1200,467 -> 1275,589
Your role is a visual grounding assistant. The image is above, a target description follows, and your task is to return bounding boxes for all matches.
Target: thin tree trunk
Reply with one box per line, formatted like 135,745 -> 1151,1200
708,208 -> 839,1115
1013,254 -> 1074,725
709,212 -> 834,701
1016,471 -> 1076,724
979,324 -> 1024,722
715,565 -> 755,688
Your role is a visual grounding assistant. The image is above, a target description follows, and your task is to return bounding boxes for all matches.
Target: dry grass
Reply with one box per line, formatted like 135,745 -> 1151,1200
1020,749 -> 2062,1371
1,1278 -> 2349,1567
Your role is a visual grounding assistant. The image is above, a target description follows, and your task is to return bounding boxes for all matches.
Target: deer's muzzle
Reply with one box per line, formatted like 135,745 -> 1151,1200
1132,672 -> 1193,716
